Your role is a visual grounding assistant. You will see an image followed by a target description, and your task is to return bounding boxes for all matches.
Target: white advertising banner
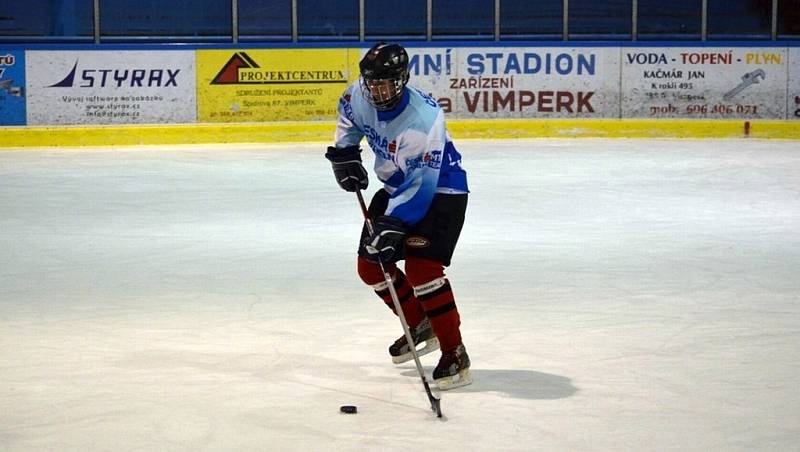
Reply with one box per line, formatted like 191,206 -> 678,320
621,47 -> 788,119
405,47 -> 620,119
789,48 -> 800,120
26,51 -> 196,125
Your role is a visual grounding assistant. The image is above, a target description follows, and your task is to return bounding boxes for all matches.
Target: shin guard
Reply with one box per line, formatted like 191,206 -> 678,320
405,257 -> 463,352
357,256 -> 425,328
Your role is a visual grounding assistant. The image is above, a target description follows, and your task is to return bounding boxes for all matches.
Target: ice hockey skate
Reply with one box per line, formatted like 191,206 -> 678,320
433,344 -> 472,390
389,317 -> 439,364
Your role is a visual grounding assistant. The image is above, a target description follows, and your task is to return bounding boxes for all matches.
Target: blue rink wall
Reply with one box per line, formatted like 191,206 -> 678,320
1,41 -> 799,145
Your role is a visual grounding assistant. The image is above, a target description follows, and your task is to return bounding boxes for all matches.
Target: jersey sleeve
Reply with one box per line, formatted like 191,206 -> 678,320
334,84 -> 364,148
385,110 -> 447,225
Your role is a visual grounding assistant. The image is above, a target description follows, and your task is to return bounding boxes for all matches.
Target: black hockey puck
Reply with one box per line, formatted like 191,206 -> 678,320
339,405 -> 357,414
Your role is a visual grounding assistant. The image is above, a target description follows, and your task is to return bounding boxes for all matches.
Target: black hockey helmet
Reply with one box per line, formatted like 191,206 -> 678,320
359,42 -> 410,111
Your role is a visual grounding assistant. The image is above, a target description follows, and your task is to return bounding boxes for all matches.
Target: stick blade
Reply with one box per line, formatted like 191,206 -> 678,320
430,395 -> 442,418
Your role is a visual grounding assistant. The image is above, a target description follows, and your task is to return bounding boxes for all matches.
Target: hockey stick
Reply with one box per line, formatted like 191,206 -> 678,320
356,189 -> 442,418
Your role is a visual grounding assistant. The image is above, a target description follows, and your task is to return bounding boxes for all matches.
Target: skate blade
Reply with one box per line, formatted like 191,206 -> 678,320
391,337 -> 439,364
434,368 -> 472,391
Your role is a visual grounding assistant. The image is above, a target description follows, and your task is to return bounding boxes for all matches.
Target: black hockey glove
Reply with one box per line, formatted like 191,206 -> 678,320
325,145 -> 368,192
363,216 -> 407,264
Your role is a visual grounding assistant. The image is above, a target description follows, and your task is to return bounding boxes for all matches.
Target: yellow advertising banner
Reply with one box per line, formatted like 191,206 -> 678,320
197,49 -> 361,122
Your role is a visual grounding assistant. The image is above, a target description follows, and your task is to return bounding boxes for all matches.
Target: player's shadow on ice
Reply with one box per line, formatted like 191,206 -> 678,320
400,368 -> 577,400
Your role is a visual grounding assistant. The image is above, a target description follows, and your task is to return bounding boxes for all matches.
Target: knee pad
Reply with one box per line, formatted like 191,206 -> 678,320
404,256 -> 444,286
357,256 -> 393,288
406,256 -> 456,321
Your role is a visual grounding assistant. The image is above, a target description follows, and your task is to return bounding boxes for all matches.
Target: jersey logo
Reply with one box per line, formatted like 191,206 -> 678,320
406,150 -> 442,170
423,150 -> 442,168
340,94 -> 354,121
413,88 -> 438,107
364,124 -> 391,160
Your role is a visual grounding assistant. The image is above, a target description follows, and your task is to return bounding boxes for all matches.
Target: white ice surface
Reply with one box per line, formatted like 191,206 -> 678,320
1,139 -> 799,451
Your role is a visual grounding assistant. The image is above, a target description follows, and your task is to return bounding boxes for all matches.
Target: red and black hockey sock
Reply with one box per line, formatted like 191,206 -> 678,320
375,271 -> 426,328
405,257 -> 463,352
357,256 -> 425,328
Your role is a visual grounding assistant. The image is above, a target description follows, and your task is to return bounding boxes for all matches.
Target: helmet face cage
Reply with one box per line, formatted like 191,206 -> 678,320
359,74 -> 408,111
359,42 -> 410,111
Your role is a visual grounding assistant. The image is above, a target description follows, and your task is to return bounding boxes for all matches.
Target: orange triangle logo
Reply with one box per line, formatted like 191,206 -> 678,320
211,52 -> 259,84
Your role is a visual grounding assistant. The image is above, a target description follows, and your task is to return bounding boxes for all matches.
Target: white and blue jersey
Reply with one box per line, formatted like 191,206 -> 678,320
335,82 -> 469,226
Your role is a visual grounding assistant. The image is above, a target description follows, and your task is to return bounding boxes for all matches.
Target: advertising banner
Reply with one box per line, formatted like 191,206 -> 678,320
197,49 -> 360,122
406,47 -> 620,119
789,48 -> 800,120
0,51 -> 26,125
621,47 -> 788,119
25,51 -> 196,125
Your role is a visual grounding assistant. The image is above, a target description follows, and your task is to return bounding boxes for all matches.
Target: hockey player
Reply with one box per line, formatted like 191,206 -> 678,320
325,42 -> 471,389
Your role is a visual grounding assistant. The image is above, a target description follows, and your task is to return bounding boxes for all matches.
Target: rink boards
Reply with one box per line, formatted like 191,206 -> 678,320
1,43 -> 799,144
